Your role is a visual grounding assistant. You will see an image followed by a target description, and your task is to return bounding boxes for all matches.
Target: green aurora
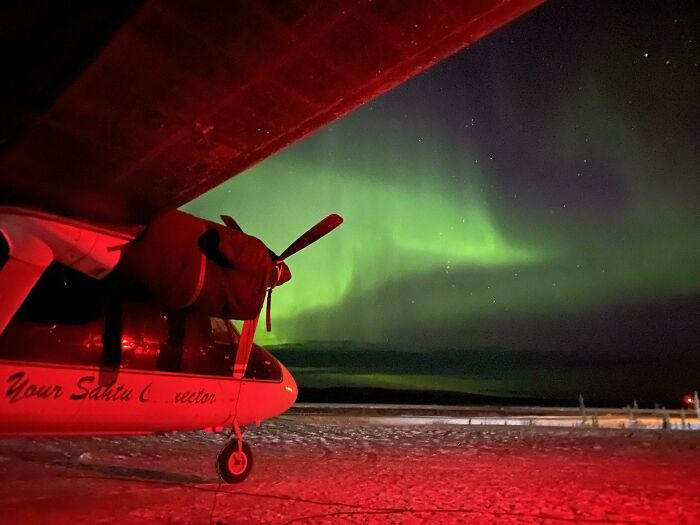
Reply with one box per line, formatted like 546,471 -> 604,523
184,105 -> 700,347
184,1 -> 700,402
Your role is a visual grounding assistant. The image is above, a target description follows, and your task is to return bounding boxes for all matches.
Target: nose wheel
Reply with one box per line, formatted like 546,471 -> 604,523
216,439 -> 253,483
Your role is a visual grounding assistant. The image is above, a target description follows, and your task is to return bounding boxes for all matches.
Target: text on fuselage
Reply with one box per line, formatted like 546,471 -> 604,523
4,372 -> 152,404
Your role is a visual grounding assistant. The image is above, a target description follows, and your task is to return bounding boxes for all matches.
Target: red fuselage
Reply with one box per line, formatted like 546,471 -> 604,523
0,297 -> 297,436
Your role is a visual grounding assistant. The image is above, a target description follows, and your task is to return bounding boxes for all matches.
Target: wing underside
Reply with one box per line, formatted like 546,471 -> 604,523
0,0 -> 544,226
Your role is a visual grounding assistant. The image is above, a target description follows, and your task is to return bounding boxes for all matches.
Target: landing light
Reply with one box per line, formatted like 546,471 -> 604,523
683,394 -> 694,406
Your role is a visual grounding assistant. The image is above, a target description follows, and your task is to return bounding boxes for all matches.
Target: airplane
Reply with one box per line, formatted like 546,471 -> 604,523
0,207 -> 341,482
0,1 -> 545,482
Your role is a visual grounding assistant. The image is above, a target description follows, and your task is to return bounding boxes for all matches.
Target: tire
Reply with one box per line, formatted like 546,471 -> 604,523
216,440 -> 253,483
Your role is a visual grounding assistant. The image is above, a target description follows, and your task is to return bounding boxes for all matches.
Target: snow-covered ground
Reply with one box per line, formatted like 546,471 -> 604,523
2,415 -> 700,524
349,415 -> 700,429
290,403 -> 700,430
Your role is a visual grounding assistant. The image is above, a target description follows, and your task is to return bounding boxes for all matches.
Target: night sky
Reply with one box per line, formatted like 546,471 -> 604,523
184,1 -> 700,404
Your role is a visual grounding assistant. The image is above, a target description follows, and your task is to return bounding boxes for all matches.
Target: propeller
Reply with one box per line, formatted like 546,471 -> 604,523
277,214 -> 343,261
206,213 -> 344,330
220,214 -> 242,232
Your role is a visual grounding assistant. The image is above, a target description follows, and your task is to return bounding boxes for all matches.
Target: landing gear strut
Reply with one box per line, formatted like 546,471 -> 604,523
216,421 -> 253,483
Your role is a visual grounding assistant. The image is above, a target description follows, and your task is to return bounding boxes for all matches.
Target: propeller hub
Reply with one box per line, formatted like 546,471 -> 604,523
206,212 -> 343,331
274,260 -> 292,287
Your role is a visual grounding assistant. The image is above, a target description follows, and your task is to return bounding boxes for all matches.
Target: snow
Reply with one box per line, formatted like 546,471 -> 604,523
1,415 -> 700,524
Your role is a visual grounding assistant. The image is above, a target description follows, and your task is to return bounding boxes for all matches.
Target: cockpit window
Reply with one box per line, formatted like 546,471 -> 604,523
177,316 -> 236,376
2,283 -> 277,382
243,345 -> 282,382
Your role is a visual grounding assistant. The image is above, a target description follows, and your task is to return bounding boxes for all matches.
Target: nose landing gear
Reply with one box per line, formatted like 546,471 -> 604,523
216,439 -> 253,483
216,421 -> 253,483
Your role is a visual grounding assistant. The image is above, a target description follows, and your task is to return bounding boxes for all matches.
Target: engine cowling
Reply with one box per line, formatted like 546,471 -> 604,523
114,210 -> 276,320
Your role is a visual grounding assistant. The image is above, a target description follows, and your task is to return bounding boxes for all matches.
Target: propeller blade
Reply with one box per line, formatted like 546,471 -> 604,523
279,214 -> 343,260
220,214 -> 243,231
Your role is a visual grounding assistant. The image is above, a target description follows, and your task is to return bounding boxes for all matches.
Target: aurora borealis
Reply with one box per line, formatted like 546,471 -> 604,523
184,1 -> 700,403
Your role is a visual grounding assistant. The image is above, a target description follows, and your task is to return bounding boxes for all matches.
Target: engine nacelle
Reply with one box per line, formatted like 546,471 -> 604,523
114,210 -> 277,320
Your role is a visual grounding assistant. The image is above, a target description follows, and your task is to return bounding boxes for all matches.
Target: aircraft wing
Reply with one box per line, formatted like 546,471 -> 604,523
0,0 -> 544,226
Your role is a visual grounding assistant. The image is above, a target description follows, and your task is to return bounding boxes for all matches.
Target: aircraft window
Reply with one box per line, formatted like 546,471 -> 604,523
227,321 -> 241,346
0,299 -> 162,369
0,294 -> 239,377
0,316 -> 103,367
243,345 -> 282,382
179,317 -> 236,376
210,318 -> 232,345
119,302 -> 169,372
